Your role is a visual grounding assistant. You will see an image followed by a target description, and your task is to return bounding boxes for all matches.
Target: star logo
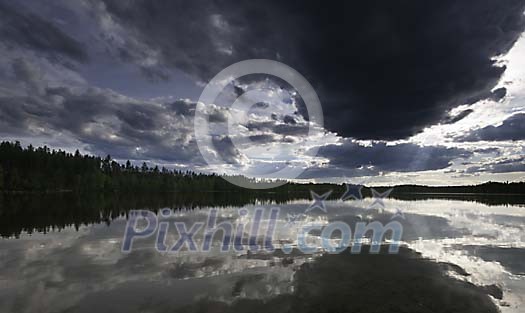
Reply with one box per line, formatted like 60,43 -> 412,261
391,208 -> 405,220
341,183 -> 364,201
369,188 -> 393,209
305,190 -> 333,213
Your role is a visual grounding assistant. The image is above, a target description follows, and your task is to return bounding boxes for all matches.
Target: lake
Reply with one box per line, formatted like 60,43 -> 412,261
0,193 -> 524,313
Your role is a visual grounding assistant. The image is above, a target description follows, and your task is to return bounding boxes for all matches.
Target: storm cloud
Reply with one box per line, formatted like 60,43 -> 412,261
1,0 -> 525,182
94,0 -> 525,140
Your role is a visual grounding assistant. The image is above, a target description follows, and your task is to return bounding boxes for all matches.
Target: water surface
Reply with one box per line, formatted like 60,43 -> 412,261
0,193 -> 523,312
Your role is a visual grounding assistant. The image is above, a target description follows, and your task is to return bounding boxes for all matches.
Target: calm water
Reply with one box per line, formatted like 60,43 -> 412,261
0,193 -> 524,313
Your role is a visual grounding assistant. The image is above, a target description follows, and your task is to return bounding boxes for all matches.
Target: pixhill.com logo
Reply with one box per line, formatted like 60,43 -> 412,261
122,188 -> 404,255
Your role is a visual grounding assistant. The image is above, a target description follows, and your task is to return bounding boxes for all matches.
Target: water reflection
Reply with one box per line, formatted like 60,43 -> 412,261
0,192 -> 306,238
1,192 -> 523,238
0,193 -> 524,313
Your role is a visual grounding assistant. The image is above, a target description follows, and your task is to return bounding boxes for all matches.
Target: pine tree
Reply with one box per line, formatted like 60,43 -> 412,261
0,166 -> 4,190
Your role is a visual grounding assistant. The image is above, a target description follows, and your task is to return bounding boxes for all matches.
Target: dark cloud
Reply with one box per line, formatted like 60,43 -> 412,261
301,140 -> 472,178
456,113 -> 525,142
248,134 -> 276,144
473,147 -> 501,155
0,2 -> 88,63
441,109 -> 474,125
463,157 -> 525,174
166,100 -> 196,117
211,136 -> 244,165
96,0 -> 525,140
252,102 -> 269,110
283,115 -> 297,125
489,87 -> 508,102
245,120 -> 309,137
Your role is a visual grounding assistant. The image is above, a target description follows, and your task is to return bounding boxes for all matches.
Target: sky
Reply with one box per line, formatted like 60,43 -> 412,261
0,0 -> 524,186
